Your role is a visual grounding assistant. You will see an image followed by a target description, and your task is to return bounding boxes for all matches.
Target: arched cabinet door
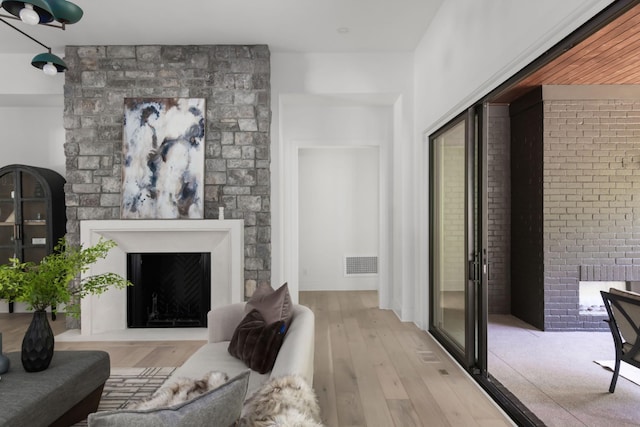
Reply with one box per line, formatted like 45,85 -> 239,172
0,164 -> 66,315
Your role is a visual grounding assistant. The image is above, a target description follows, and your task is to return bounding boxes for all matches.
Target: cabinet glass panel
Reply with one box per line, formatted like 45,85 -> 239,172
0,201 -> 15,247
22,174 -> 46,199
22,200 -> 47,248
0,201 -> 15,223
0,172 -> 14,199
22,200 -> 47,223
0,227 -> 14,247
23,247 -> 47,263
24,224 -> 47,247
0,247 -> 15,265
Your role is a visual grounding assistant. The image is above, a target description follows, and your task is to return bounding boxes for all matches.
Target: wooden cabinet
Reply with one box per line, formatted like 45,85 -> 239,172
0,164 -> 66,314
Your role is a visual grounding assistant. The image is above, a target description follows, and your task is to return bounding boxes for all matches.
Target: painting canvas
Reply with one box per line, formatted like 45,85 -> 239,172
122,98 -> 205,219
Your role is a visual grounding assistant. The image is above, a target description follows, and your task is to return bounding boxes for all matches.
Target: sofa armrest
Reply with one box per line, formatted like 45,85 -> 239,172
208,303 -> 246,343
271,304 -> 315,385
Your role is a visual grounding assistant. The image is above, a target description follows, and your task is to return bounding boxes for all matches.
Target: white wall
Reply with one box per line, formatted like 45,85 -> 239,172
299,147 -> 379,291
0,106 -> 65,175
414,0 -> 614,135
0,54 -> 64,97
0,54 -> 65,176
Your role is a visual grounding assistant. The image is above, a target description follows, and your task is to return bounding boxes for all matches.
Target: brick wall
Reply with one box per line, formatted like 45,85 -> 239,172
63,45 -> 271,302
441,139 -> 465,291
543,87 -> 640,330
487,106 -> 511,314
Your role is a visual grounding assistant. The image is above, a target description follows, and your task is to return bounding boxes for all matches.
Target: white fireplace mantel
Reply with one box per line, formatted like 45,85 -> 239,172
68,219 -> 244,339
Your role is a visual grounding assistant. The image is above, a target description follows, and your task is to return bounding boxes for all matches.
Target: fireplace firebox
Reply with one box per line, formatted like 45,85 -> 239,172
127,253 -> 211,328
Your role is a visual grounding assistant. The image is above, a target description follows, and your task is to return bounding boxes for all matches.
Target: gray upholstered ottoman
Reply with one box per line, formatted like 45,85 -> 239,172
0,350 -> 110,427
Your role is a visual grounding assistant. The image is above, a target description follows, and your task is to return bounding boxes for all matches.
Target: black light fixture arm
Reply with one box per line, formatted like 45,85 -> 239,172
0,0 -> 83,74
0,12 -> 65,29
0,16 -> 51,51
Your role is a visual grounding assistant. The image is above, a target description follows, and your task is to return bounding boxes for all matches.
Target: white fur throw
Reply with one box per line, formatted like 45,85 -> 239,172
126,371 -> 324,426
239,375 -> 324,427
128,371 -> 229,410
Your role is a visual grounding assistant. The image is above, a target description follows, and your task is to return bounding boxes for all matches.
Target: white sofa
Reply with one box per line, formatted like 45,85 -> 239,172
166,303 -> 315,395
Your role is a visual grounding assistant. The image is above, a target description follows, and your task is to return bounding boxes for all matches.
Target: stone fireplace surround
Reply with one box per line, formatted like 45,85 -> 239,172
62,45 -> 272,332
57,219 -> 243,341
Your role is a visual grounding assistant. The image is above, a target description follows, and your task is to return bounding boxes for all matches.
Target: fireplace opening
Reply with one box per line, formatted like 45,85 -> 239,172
127,252 -> 211,328
578,281 -> 625,315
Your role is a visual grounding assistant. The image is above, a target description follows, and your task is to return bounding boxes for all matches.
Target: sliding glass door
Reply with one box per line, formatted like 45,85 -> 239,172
429,107 -> 487,371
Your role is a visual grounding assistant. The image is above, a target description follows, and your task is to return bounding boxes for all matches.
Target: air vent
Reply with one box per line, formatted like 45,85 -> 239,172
344,256 -> 378,276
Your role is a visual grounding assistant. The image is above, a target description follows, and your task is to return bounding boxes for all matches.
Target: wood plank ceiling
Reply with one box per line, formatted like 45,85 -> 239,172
492,4 -> 640,103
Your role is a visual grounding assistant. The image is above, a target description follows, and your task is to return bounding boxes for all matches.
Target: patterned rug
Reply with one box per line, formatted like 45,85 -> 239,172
72,367 -> 175,426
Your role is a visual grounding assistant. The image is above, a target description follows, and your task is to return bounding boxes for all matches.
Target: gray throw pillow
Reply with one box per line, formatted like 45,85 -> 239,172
245,282 -> 292,325
87,370 -> 250,427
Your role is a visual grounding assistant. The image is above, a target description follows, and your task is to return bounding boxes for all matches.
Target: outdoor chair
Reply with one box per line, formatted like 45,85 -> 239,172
601,289 -> 640,393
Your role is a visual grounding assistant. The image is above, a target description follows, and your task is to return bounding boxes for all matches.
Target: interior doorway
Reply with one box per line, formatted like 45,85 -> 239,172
298,146 -> 380,292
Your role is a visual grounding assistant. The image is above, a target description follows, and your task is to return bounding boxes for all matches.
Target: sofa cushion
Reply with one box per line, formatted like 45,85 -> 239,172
228,309 -> 287,374
245,282 -> 292,325
168,342 -> 269,396
87,370 -> 250,427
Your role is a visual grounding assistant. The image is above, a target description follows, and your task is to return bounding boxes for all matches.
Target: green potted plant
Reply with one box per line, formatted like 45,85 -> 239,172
0,237 -> 132,372
0,271 -> 20,308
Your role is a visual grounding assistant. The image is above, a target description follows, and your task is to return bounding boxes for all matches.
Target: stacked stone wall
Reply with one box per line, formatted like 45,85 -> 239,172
63,45 -> 271,299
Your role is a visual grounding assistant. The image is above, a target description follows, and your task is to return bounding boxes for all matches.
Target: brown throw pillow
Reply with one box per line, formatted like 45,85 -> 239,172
228,309 -> 287,374
245,282 -> 292,325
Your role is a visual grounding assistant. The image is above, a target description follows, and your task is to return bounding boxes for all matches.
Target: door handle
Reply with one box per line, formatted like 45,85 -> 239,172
468,254 -> 480,282
482,249 -> 489,279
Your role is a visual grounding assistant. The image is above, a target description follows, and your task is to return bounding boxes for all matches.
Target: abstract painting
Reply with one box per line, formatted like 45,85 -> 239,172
122,98 -> 205,219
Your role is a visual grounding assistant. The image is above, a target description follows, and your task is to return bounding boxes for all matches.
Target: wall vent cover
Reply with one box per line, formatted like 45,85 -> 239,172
344,256 -> 378,276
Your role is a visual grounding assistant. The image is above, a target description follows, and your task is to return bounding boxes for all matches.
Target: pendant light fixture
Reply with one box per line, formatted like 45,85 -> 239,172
0,0 -> 83,75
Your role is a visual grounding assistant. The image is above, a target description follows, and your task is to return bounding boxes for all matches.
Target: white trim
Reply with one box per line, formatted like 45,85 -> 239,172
282,139 -> 391,300
78,219 -> 244,337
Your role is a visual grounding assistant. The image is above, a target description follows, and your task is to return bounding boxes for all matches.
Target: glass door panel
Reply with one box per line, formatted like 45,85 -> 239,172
431,119 -> 467,351
430,107 -> 485,370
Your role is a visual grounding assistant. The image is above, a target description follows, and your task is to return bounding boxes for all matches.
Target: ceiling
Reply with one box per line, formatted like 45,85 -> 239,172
3,1 -> 638,108
0,0 -> 443,54
493,3 -> 640,103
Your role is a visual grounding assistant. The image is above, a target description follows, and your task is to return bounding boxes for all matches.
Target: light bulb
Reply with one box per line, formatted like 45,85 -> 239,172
43,63 -> 58,76
19,4 -> 40,25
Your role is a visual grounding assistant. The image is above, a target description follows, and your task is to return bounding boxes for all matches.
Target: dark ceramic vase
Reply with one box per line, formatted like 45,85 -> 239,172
21,310 -> 54,372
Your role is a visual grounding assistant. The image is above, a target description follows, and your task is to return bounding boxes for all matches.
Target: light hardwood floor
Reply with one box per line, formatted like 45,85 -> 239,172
0,291 -> 514,427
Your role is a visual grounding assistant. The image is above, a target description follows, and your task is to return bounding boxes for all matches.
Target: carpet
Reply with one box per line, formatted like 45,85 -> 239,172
594,360 -> 640,387
72,367 -> 175,426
